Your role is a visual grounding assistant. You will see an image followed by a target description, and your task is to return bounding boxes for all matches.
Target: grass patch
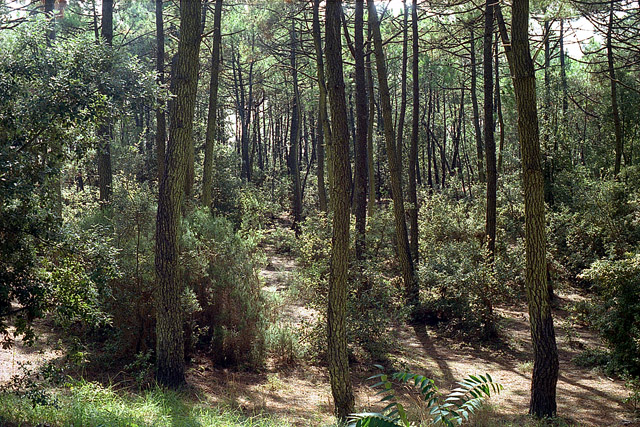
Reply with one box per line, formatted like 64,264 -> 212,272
0,380 -> 291,427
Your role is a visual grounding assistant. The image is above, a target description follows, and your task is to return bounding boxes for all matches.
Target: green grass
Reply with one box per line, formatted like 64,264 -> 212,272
0,380 -> 292,427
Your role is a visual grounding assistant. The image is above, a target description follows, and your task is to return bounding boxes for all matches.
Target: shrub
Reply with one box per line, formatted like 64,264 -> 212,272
296,209 -> 402,362
416,192 -> 506,336
579,253 -> 640,377
182,208 -> 268,368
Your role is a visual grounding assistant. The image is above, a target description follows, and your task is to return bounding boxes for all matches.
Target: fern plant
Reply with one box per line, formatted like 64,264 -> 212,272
348,366 -> 503,427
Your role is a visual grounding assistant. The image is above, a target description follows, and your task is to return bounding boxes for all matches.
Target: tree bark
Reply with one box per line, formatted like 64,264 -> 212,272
312,0 -> 329,212
354,0 -> 368,259
470,27 -> 485,183
289,14 -> 302,230
368,0 -> 419,306
484,0 -> 497,264
325,0 -> 355,420
202,0 -> 222,207
154,0 -> 202,389
408,0 -> 419,263
542,20 -> 553,204
98,0 -> 113,203
396,0 -> 409,178
496,32 -> 505,173
510,0 -> 559,417
366,27 -> 376,218
607,1 -> 623,176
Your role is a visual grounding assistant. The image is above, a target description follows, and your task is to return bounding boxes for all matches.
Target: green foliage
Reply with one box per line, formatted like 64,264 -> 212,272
182,208 -> 268,368
624,376 -> 640,414
0,380 -> 291,427
63,181 -> 155,358
0,361 -> 63,409
296,209 -> 402,362
416,190 -> 519,336
549,166 -> 640,276
579,253 -> 640,377
349,367 -> 503,427
0,15 -> 155,346
265,322 -> 301,366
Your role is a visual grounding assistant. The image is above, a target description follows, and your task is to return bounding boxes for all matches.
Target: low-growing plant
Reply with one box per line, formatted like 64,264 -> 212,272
579,253 -> 640,376
349,367 -> 503,427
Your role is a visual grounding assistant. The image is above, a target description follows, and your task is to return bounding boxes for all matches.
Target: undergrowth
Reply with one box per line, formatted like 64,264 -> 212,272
0,379 -> 291,427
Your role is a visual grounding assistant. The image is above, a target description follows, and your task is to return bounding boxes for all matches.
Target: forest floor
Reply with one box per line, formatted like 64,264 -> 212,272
1,218 -> 638,426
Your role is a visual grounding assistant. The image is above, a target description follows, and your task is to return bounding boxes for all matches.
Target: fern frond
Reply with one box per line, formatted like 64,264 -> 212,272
347,413 -> 402,427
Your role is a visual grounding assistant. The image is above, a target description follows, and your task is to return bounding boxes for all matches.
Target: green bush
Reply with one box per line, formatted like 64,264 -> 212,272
549,167 -> 640,276
182,208 -> 268,368
416,192 -> 505,336
296,209 -> 403,362
579,253 -> 640,376
64,179 -> 156,358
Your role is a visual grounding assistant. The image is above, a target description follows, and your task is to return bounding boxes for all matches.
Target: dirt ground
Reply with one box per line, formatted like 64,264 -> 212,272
1,226 -> 638,427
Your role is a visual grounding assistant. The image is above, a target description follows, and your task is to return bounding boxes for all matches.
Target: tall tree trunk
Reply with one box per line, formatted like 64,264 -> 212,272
368,0 -> 419,306
312,0 -> 329,212
184,5 -> 207,198
482,2 -> 497,336
245,56 -> 254,182
325,0 -> 355,420
607,1 -> 623,176
354,0 -> 368,259
484,0 -> 496,263
98,0 -> 113,203
470,27 -> 485,183
426,84 -> 434,188
396,0 -> 409,178
154,0 -> 202,389
202,0 -> 222,207
510,0 -> 559,417
559,19 -> 568,119
366,25 -> 376,217
542,20 -> 553,204
408,0 -> 419,263
289,15 -> 302,230
496,32 -> 505,173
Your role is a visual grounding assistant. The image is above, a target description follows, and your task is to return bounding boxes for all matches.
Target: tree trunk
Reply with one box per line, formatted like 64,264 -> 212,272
325,0 -> 355,420
312,0 -> 329,212
98,0 -> 113,203
396,0 -> 409,178
496,32 -> 505,173
289,15 -> 302,230
154,0 -> 202,389
354,0 -> 368,260
510,0 -> 559,417
607,1 -> 623,176
368,0 -> 419,306
542,20 -> 553,204
470,27 -> 485,183
366,32 -> 377,218
408,0 -> 419,263
484,0 -> 497,264
202,0 -> 222,207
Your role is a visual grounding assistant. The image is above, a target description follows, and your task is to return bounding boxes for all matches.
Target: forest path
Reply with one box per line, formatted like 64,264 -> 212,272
258,214 -> 317,331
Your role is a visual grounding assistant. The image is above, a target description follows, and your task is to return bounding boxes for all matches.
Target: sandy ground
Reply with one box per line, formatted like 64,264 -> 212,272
0,322 -> 63,385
